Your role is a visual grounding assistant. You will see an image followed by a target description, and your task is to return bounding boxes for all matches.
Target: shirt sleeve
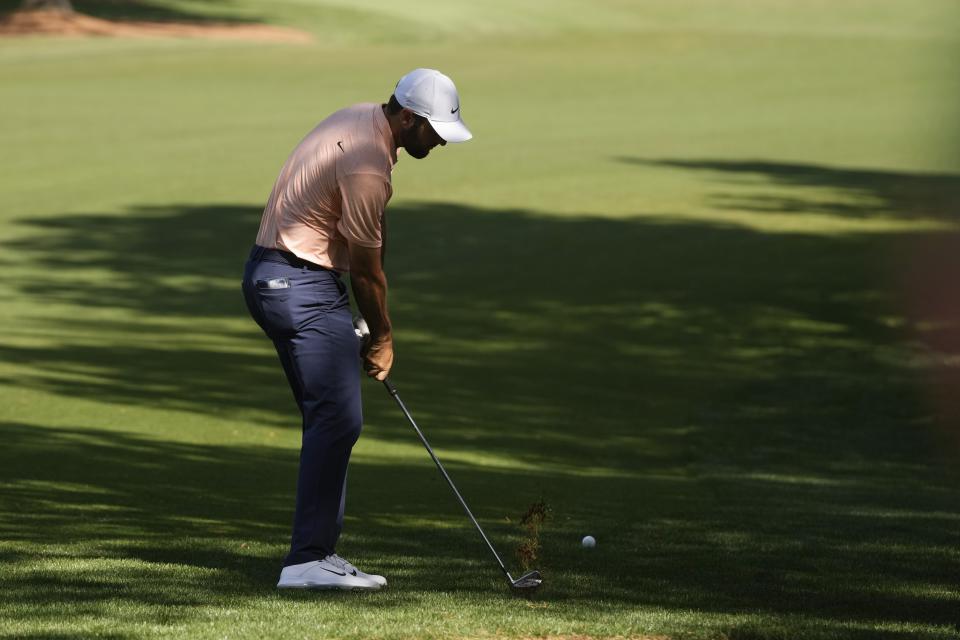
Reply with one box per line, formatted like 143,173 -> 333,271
336,172 -> 392,248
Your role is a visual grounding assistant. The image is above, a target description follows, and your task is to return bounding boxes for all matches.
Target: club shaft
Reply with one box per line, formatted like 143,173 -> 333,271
383,378 -> 511,579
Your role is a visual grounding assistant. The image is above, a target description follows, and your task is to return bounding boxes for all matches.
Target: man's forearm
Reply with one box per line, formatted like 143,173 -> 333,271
350,270 -> 392,340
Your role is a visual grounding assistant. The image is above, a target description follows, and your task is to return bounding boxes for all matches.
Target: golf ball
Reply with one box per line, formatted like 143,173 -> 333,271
581,535 -> 596,548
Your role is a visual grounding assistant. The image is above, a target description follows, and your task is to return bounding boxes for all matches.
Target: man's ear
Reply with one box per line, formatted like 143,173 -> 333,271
400,108 -> 418,129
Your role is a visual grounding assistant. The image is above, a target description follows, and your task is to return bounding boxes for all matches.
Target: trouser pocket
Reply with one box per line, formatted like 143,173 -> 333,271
243,260 -> 344,339
242,260 -> 297,338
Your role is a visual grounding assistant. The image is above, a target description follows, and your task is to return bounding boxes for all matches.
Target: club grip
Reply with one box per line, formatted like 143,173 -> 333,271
383,378 -> 398,396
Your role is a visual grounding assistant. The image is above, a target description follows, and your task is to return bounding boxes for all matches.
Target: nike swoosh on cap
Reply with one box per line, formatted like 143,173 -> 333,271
451,107 -> 459,114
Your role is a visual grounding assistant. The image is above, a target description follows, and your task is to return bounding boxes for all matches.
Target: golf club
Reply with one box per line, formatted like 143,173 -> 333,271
353,317 -> 542,591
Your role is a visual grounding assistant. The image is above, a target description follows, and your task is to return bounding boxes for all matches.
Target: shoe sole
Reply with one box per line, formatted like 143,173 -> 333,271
277,583 -> 380,592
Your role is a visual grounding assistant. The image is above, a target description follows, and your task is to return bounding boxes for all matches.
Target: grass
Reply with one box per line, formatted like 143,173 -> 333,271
1,1 -> 959,638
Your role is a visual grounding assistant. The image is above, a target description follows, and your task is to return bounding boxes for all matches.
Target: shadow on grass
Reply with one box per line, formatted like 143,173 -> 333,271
0,200 -> 937,473
2,159 -> 960,637
1,419 -> 958,635
0,421 -> 640,604
0,0 -> 262,25
618,157 -> 960,221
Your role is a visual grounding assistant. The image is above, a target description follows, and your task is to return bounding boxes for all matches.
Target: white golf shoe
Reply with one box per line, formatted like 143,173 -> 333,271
276,556 -> 383,591
327,554 -> 387,587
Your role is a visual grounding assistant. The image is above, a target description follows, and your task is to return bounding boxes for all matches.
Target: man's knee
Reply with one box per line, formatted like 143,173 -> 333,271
302,396 -> 362,444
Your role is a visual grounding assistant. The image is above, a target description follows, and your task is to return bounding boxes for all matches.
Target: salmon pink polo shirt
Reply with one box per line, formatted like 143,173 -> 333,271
255,103 -> 398,272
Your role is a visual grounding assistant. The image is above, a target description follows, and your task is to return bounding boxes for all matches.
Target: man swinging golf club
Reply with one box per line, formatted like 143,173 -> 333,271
241,69 -> 472,590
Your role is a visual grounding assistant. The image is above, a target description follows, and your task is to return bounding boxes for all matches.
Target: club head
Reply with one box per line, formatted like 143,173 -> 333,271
510,570 -> 542,590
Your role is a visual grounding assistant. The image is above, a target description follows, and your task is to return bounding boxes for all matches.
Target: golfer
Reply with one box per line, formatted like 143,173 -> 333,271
241,69 -> 472,590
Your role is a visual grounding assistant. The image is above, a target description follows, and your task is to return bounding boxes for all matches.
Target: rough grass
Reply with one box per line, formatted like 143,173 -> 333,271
1,2 -> 959,639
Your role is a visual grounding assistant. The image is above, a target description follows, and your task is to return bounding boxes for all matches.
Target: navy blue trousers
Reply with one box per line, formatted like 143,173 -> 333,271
241,245 -> 362,567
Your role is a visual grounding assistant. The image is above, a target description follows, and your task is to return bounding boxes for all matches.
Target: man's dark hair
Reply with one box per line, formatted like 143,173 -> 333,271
385,94 -> 403,114
385,95 -> 427,124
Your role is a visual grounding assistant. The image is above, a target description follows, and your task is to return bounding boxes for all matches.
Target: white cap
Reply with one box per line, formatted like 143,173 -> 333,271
394,68 -> 473,143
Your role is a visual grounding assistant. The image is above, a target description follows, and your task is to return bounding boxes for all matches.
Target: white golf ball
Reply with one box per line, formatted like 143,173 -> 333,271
581,535 -> 596,548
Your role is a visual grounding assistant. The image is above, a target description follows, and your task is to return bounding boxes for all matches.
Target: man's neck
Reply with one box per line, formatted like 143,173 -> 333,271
381,104 -> 402,149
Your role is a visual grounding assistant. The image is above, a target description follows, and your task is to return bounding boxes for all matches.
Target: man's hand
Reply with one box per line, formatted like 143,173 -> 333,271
363,335 -> 393,381
347,240 -> 393,381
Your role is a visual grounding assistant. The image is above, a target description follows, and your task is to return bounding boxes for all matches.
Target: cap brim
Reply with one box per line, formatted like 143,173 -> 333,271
428,117 -> 473,143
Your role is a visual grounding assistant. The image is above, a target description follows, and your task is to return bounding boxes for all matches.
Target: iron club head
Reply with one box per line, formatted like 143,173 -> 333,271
510,570 -> 543,590
381,376 -> 542,594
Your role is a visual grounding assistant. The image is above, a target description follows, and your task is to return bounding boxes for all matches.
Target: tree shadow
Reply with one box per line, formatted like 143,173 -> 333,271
0,200 -> 928,472
2,419 -> 958,636
0,422 -> 641,604
618,157 -> 960,222
0,0 -> 262,25
2,168 -> 959,636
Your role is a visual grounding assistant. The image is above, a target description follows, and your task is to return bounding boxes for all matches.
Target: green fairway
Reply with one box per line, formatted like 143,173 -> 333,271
1,1 -> 959,638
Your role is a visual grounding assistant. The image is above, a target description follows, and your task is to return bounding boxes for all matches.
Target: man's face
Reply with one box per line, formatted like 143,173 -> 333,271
401,116 -> 446,159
